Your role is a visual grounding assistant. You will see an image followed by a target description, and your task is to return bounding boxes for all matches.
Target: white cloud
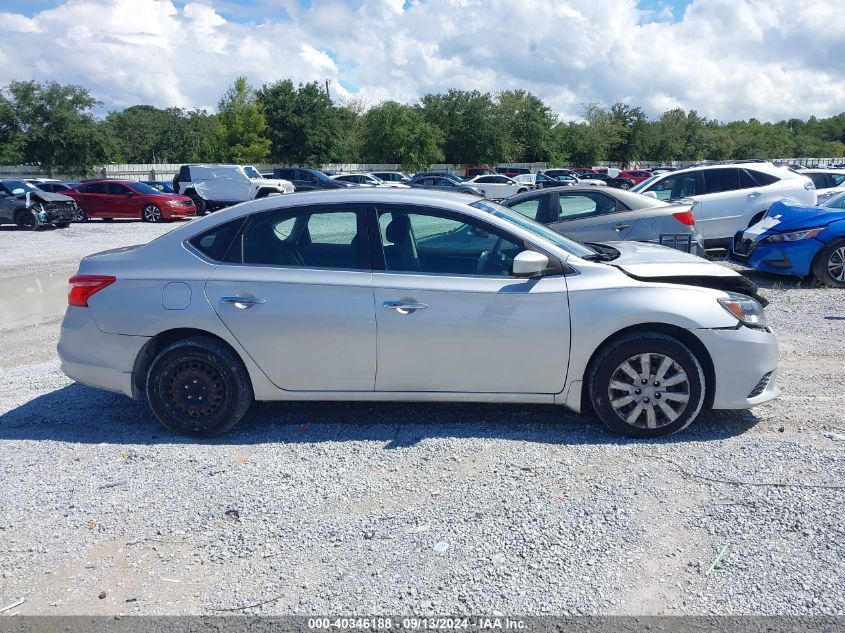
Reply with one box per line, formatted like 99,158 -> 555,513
0,0 -> 842,122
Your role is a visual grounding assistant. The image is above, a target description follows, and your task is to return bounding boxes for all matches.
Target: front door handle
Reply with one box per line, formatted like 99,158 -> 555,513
747,192 -> 761,199
383,300 -> 428,315
613,223 -> 630,231
222,296 -> 266,309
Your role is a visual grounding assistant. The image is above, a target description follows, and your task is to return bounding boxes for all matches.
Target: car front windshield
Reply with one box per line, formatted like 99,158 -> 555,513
2,180 -> 38,194
129,181 -> 169,195
470,199 -> 597,259
243,166 -> 263,179
822,191 -> 845,209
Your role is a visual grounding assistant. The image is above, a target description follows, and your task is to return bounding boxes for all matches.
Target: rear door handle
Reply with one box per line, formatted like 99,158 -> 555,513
613,223 -> 630,231
222,296 -> 266,309
383,300 -> 428,315
747,192 -> 761,198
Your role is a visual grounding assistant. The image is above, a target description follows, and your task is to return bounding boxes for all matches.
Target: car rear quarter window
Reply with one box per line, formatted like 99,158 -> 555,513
745,170 -> 779,186
806,173 -> 829,189
189,218 -> 246,262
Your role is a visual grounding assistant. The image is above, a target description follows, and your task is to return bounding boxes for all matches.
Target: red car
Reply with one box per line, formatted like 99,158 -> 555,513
66,180 -> 196,223
464,166 -> 495,179
617,169 -> 653,185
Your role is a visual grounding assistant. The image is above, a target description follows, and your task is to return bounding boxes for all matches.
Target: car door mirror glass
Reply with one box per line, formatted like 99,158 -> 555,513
512,251 -> 549,278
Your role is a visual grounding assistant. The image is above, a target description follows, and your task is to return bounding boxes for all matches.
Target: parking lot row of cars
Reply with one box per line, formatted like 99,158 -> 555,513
3,160 -> 845,287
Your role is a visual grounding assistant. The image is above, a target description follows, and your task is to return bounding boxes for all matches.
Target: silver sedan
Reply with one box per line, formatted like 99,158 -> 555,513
58,189 -> 779,438
502,186 -> 706,256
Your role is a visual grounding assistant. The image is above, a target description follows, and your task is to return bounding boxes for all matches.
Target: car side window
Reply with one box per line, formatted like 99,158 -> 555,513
108,183 -> 131,195
510,198 -> 543,221
189,218 -> 246,262
832,174 -> 845,187
239,207 -> 368,270
807,173 -> 828,189
702,169 -> 742,194
476,176 -> 493,183
81,183 -> 108,194
745,170 -> 779,186
648,173 -> 698,200
376,206 -> 523,277
558,193 -> 618,219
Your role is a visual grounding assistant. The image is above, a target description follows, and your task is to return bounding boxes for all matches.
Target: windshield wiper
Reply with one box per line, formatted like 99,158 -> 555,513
581,252 -> 615,262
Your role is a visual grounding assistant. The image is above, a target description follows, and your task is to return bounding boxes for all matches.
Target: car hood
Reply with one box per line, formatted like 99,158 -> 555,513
250,178 -> 292,188
596,240 -> 767,305
755,200 -> 845,233
29,190 -> 75,203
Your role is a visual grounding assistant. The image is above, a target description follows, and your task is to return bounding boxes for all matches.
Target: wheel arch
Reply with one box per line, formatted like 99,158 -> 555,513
578,322 -> 716,416
131,327 -> 254,399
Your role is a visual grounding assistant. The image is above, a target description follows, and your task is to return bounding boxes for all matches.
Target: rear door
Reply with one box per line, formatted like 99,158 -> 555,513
549,190 -> 639,241
74,182 -> 110,217
205,203 -> 376,391
697,168 -> 763,239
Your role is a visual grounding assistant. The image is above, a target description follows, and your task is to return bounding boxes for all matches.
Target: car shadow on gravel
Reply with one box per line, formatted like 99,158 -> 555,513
0,383 -> 760,446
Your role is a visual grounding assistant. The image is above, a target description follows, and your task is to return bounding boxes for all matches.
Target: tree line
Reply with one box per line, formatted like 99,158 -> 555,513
1,77 -> 844,177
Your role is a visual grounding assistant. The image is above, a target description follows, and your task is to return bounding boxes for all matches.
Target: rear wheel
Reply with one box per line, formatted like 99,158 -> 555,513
619,181 -> 632,190
146,336 -> 253,437
142,204 -> 162,223
812,238 -> 845,288
589,333 -> 705,438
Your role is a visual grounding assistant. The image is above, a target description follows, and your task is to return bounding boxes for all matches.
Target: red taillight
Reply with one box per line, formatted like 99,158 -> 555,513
672,209 -> 696,226
68,275 -> 115,307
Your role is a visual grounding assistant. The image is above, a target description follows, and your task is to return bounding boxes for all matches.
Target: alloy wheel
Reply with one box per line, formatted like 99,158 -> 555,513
143,205 -> 162,222
607,353 -> 690,429
828,247 -> 845,282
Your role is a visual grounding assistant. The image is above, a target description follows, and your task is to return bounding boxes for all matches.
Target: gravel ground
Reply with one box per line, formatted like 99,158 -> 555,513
0,220 -> 843,616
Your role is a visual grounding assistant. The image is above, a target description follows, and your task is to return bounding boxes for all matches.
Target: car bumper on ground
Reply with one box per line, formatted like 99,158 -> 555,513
696,325 -> 780,409
729,231 -> 823,277
57,307 -> 151,398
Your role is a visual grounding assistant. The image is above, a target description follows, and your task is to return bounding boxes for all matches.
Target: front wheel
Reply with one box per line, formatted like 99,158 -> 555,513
145,336 -> 253,437
589,333 -> 706,438
16,208 -> 41,231
812,239 -> 845,288
73,207 -> 88,222
619,182 -> 632,190
190,196 -> 207,215
142,204 -> 163,223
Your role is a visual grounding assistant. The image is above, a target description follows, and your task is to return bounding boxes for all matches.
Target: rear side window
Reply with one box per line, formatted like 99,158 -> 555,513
806,173 -> 829,189
79,183 -> 109,194
703,169 -> 740,194
277,169 -> 295,179
240,207 -> 368,269
832,174 -> 845,187
510,198 -> 542,220
745,170 -> 779,186
189,218 -> 246,262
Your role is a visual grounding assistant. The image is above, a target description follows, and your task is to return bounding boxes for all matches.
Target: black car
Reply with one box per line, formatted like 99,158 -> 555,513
534,172 -> 577,189
273,167 -> 355,191
408,174 -> 483,196
0,179 -> 76,229
577,172 -> 636,190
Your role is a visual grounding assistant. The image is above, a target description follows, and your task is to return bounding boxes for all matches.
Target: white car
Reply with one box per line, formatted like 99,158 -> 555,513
796,169 -> 845,204
513,174 -> 538,187
332,173 -> 410,188
464,174 -> 531,199
173,164 -> 294,214
632,162 -> 816,246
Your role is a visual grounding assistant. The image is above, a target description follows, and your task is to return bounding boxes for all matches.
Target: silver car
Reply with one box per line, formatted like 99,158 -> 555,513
503,186 -> 706,256
58,189 -> 779,439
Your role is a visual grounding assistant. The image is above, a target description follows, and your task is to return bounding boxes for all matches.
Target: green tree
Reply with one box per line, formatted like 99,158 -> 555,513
332,97 -> 366,163
496,89 -> 557,162
217,76 -> 270,163
420,90 -> 507,165
1,80 -> 114,176
605,103 -> 648,167
358,101 -> 443,170
259,80 -> 339,165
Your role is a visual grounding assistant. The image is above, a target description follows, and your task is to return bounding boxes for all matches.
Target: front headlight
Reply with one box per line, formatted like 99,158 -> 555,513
765,228 -> 821,242
718,292 -> 767,327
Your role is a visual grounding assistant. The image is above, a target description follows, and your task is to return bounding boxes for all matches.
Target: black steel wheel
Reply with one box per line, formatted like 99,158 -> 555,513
15,207 -> 40,230
146,336 -> 253,437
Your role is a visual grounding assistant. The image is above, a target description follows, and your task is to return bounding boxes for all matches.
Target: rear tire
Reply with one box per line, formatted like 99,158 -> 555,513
146,336 -> 253,437
588,333 -> 706,438
619,182 -> 632,190
812,238 -> 845,288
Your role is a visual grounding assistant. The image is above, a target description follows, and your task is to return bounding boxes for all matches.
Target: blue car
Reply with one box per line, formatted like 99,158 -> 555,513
729,191 -> 845,287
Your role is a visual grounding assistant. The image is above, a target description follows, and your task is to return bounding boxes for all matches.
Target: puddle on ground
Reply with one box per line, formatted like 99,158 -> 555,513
0,270 -> 74,329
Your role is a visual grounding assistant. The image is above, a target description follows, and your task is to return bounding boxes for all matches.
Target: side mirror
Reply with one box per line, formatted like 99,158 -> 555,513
643,191 -> 657,199
513,250 -> 549,278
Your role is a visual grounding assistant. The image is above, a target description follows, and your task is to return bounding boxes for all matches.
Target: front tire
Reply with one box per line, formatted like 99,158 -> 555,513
589,333 -> 706,438
15,208 -> 41,231
146,336 -> 253,437
189,195 -> 207,215
73,207 -> 88,222
812,239 -> 845,288
142,204 -> 163,223
619,182 -> 632,190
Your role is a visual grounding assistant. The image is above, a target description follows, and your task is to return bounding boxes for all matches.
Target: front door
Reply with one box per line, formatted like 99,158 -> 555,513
550,190 -> 639,241
371,204 -> 571,394
205,203 -> 377,391
107,182 -> 142,218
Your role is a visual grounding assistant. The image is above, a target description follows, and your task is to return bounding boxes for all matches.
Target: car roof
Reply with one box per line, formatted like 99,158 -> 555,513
502,185 -> 672,209
661,161 -> 801,180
